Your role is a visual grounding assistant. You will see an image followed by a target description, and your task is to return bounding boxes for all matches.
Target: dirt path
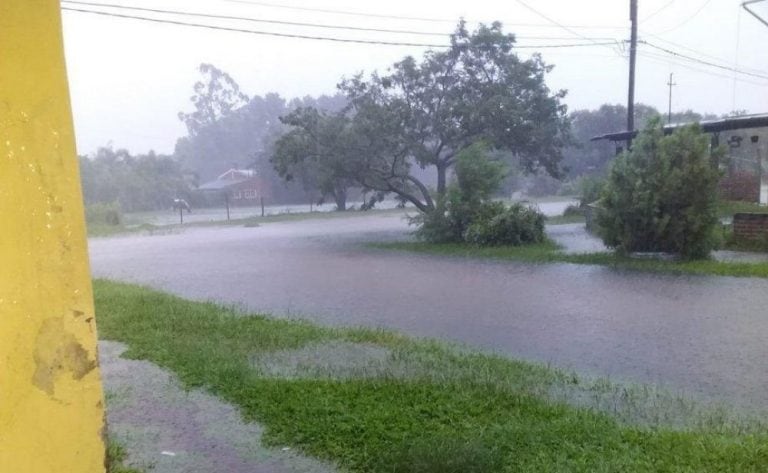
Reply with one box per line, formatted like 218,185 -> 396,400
100,341 -> 335,473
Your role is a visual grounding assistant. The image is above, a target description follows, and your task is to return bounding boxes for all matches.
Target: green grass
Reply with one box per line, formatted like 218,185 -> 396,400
369,241 -> 768,278
106,439 -> 142,473
95,280 -> 768,472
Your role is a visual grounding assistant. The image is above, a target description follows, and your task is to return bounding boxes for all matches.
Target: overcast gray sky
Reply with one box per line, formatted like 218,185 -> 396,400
60,0 -> 768,155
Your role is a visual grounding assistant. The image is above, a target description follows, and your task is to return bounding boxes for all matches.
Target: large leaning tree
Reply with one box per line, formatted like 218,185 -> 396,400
272,107 -> 359,210
273,21 -> 570,212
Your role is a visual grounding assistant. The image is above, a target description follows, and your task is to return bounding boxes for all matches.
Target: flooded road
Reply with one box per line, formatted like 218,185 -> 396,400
90,213 -> 768,411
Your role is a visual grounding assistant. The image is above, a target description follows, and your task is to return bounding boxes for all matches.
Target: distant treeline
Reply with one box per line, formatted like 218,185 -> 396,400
78,62 -> 734,213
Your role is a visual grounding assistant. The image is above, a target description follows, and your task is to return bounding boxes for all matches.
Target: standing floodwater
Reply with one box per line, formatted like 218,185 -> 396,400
90,213 -> 768,411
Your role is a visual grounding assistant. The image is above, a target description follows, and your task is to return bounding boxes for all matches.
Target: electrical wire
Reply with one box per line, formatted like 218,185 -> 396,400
220,0 -> 627,30
62,2 -> 767,84
221,0 -> 453,24
640,40 -> 768,80
61,1 -> 621,41
61,7 -> 447,46
62,0 -> 449,36
61,6 -> 623,49
510,0 -> 626,57
638,51 -> 768,86
640,30 -> 768,75
652,0 -> 712,34
641,0 -> 675,22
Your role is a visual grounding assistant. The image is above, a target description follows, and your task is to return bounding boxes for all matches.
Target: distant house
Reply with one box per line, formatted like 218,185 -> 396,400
197,168 -> 271,206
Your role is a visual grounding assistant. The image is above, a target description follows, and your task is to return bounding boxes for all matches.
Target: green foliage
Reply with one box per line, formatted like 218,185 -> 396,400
272,108 -> 359,210
85,201 -> 122,226
177,63 -> 249,136
79,148 -> 192,212
106,439 -> 142,473
562,103 -> 717,178
578,175 -> 606,207
414,144 -> 545,246
414,144 -> 503,242
597,118 -> 723,259
174,63 -> 348,203
372,241 -> 768,279
465,204 -> 545,246
94,280 -> 768,472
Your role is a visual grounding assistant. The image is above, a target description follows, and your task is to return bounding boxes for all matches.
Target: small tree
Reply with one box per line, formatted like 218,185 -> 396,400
272,108 -> 358,211
414,143 -> 545,246
597,118 -> 722,259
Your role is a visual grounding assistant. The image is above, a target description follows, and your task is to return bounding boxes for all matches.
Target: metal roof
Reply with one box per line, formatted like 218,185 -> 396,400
198,168 -> 258,192
197,179 -> 247,191
591,113 -> 768,142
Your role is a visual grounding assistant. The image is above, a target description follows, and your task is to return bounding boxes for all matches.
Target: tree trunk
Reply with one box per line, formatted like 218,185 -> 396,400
436,162 -> 448,196
334,187 -> 347,211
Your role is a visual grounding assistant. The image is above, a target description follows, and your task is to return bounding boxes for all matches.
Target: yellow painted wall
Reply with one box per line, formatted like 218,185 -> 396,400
0,1 -> 107,471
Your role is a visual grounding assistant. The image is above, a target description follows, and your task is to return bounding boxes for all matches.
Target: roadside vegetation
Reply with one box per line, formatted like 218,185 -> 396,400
95,280 -> 768,472
597,119 -> 723,259
370,241 -> 768,278
413,144 -> 547,247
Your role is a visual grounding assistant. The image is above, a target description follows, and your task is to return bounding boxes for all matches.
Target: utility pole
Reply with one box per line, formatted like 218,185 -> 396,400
666,72 -> 676,124
1,1 -> 107,470
627,0 -> 639,149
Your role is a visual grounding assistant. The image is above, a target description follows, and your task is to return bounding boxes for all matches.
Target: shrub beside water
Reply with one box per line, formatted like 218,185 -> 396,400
597,118 -> 722,260
413,144 -> 546,246
85,201 -> 123,226
465,203 -> 545,246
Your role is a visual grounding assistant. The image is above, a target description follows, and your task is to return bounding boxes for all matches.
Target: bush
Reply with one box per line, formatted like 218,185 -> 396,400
85,201 -> 122,226
413,143 -> 546,247
597,118 -> 722,259
413,143 -> 506,243
578,175 -> 606,207
465,203 -> 545,246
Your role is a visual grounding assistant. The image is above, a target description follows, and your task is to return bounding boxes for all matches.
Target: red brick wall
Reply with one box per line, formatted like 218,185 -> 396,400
733,213 -> 768,241
720,171 -> 760,203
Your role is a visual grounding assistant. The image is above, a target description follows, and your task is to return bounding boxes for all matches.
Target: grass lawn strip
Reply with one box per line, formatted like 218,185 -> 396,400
95,280 -> 768,472
369,241 -> 768,279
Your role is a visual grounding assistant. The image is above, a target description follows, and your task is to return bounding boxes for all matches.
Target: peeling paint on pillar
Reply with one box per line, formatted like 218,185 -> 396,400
0,1 -> 107,472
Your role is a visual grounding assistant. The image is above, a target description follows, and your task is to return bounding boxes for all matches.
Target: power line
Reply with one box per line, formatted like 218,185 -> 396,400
62,0 -> 448,37
221,0 -> 627,30
641,0 -> 675,22
637,51 -> 768,86
221,0 -> 452,24
652,0 -> 712,34
61,6 -> 622,50
511,0 -> 625,56
61,1 -> 621,42
61,7 -> 447,46
640,40 -> 768,80
640,30 -> 768,75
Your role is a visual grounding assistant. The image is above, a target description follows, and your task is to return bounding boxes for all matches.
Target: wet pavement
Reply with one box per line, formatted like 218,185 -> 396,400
101,341 -> 335,473
90,213 -> 768,411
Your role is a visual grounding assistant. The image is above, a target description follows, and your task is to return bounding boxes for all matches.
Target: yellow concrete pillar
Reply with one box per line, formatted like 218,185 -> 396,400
0,1 -> 107,472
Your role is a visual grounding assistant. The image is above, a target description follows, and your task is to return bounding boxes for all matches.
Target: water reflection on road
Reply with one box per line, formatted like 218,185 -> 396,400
90,213 -> 768,411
